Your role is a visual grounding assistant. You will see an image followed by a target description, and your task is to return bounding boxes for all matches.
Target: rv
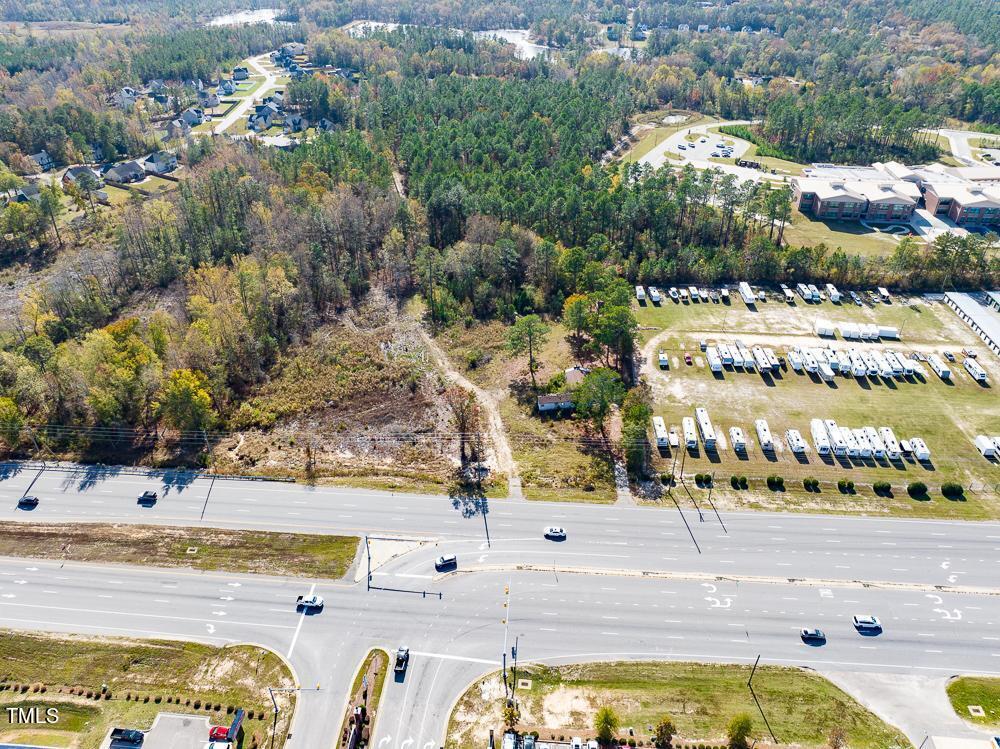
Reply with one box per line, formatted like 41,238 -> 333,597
928,354 -> 952,381
738,281 -> 756,305
802,349 -> 819,373
648,286 -> 662,304
695,407 -> 716,448
669,287 -> 679,301
635,285 -> 646,302
764,348 -> 780,370
910,437 -> 931,461
706,347 -> 723,372
788,350 -> 803,372
797,283 -> 811,301
815,319 -> 835,337
975,435 -> 996,458
755,419 -> 774,451
652,416 -> 669,448
810,419 -> 831,455
826,284 -> 841,303
720,287 -> 730,302
682,417 -> 698,449
852,428 -> 872,458
737,342 -> 755,371
689,285 -> 699,302
818,361 -> 835,382
658,351 -> 669,369
842,428 -> 861,457
824,419 -> 848,456
783,287 -> 795,303
878,326 -> 900,340
807,284 -> 821,301
964,357 -> 988,383
679,288 -> 689,303
730,343 -> 745,369
786,429 -> 807,454
864,427 -> 886,458
752,346 -> 770,372
879,427 -> 901,460
718,343 -> 734,366
729,426 -> 747,452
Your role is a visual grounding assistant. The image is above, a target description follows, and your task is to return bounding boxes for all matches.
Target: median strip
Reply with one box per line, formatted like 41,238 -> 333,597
444,563 -> 1000,596
0,522 -> 359,579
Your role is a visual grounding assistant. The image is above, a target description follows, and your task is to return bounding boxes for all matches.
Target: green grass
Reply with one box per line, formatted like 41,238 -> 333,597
0,632 -> 296,749
947,677 -> 1000,730
0,523 -> 359,578
705,127 -> 808,176
782,209 -> 912,256
448,662 -> 908,749
342,648 -> 389,737
635,295 -> 1000,519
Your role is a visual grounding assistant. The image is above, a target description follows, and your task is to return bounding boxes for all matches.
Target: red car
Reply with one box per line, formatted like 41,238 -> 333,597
209,726 -> 229,741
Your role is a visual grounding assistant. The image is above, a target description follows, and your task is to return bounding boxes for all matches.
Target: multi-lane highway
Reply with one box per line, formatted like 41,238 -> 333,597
1,462 -> 1000,748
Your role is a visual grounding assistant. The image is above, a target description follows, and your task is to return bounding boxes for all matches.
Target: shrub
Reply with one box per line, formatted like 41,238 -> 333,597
727,713 -> 753,749
730,475 -> 740,489
739,475 -> 748,489
873,481 -> 891,496
193,700 -> 201,709
803,477 -> 819,491
766,475 -> 784,491
941,481 -> 964,499
907,481 -> 928,498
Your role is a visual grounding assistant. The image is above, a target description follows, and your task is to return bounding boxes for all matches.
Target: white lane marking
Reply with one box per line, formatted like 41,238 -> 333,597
409,651 -> 498,665
286,582 -> 314,660
0,600 -> 293,629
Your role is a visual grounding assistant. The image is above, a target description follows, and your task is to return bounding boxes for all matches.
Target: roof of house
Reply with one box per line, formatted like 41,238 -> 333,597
537,393 -> 574,406
148,150 -> 175,163
107,161 -> 145,179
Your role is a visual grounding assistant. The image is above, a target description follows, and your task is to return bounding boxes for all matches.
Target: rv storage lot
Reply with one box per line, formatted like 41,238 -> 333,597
637,291 -> 1000,518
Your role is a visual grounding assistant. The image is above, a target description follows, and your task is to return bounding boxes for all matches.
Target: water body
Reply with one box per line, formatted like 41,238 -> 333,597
472,29 -> 552,60
207,8 -> 282,26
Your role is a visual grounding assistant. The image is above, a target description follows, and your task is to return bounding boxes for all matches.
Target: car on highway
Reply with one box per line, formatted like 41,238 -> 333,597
17,495 -> 39,509
543,526 -> 566,540
295,594 -> 324,611
800,628 -> 826,643
852,614 -> 881,632
137,491 -> 158,506
434,554 -> 457,571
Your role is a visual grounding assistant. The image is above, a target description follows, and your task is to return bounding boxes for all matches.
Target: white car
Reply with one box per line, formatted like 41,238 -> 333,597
543,526 -> 567,540
678,144 -> 687,150
852,614 -> 882,631
434,554 -> 457,571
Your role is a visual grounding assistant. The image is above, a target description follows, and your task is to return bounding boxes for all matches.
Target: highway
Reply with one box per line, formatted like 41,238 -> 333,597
1,463 -> 1000,748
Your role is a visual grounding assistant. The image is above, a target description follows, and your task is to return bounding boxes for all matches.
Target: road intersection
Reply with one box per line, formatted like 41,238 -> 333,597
1,463 -> 999,747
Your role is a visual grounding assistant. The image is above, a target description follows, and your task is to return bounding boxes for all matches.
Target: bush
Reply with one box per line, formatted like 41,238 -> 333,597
873,481 -> 891,496
803,477 -> 819,491
730,475 -> 740,489
727,713 -> 753,749
907,481 -> 928,498
837,478 -> 848,493
766,475 -> 784,491
941,481 -> 964,499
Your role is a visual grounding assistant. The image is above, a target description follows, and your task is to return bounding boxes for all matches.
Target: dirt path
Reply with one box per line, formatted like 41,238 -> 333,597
417,329 -> 522,497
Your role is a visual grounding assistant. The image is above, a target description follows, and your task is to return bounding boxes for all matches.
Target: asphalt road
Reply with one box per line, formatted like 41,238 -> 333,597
2,464 -> 1000,748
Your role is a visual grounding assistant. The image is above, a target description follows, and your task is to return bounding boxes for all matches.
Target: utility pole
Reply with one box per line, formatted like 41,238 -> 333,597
747,655 -> 777,744
365,535 -> 371,591
501,580 -> 512,698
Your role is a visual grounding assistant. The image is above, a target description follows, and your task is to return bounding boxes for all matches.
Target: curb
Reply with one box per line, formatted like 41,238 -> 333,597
445,564 -> 1000,597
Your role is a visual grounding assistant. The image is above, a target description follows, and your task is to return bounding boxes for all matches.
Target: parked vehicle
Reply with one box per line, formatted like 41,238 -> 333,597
208,726 -> 229,741
295,594 -> 324,611
394,647 -> 410,673
110,728 -> 144,746
684,353 -> 693,365
137,491 -> 158,505
943,351 -> 956,362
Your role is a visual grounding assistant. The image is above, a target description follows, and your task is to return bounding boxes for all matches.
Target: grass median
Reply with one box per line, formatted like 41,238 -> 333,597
0,630 -> 296,748
947,676 -> 1000,730
448,661 -> 908,749
0,523 -> 359,578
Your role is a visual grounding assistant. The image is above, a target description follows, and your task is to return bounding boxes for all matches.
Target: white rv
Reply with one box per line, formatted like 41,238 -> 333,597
652,416 -> 669,448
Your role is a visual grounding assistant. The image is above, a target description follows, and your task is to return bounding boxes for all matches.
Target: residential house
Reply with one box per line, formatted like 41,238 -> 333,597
264,91 -> 284,106
280,42 -> 306,57
198,91 -> 221,109
88,143 -> 105,163
284,113 -> 309,133
145,151 -> 178,174
537,393 -> 575,413
62,166 -> 103,188
180,107 -> 205,126
220,79 -> 237,95
104,161 -> 146,183
248,103 -> 280,132
11,183 -> 42,203
316,118 -> 337,132
232,66 -> 250,81
147,79 -> 166,94
165,119 -> 192,140
110,86 -> 139,110
27,150 -> 55,172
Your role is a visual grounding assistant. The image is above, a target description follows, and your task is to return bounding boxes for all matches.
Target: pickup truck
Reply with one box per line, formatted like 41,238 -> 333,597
137,491 -> 158,505
110,727 -> 144,745
394,647 -> 409,673
295,594 -> 324,611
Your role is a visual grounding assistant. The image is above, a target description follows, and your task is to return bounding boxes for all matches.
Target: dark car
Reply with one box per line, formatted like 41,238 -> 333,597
17,495 -> 39,509
137,491 -> 158,505
943,351 -> 956,362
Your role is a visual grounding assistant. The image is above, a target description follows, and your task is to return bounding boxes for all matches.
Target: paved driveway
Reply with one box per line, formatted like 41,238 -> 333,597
142,714 -> 211,749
